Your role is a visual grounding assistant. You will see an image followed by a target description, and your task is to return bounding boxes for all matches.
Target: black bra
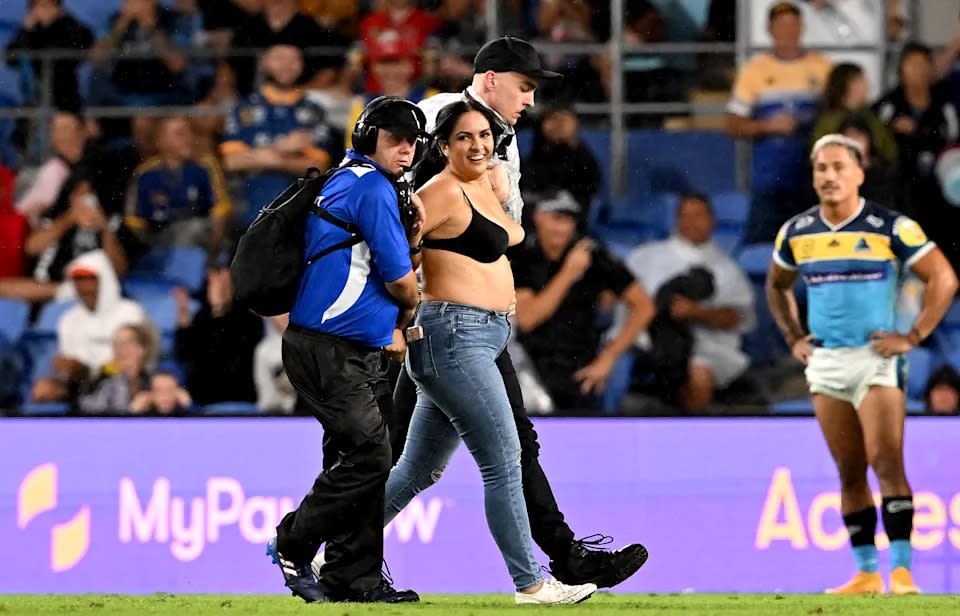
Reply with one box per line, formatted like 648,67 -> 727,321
422,187 -> 509,263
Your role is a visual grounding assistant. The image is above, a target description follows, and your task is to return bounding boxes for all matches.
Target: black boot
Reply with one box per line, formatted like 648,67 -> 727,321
549,535 -> 649,588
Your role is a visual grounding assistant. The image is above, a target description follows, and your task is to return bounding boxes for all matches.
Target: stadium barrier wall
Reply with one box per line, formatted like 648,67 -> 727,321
3,417 -> 959,594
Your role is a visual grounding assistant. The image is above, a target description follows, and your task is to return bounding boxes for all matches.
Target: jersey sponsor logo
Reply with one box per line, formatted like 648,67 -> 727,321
866,215 -> 884,228
854,237 -> 871,253
802,269 -> 887,286
896,218 -> 928,247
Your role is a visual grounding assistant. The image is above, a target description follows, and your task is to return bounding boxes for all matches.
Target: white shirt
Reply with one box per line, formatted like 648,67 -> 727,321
417,86 -> 524,222
625,236 -> 756,387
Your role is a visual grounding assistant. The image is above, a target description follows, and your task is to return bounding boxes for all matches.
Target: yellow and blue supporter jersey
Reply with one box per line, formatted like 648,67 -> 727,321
727,51 -> 832,191
773,201 -> 935,348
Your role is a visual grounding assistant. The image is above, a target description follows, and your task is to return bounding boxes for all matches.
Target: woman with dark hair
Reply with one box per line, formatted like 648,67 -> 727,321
385,100 -> 597,605
811,62 -> 897,166
837,115 -> 898,208
874,42 -> 960,269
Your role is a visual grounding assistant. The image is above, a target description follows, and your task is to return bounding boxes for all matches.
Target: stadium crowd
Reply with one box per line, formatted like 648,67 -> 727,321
1,0 -> 960,417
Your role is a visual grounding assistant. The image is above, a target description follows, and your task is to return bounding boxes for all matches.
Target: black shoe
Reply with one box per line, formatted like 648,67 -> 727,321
267,540 -> 329,603
549,535 -> 649,589
327,576 -> 420,603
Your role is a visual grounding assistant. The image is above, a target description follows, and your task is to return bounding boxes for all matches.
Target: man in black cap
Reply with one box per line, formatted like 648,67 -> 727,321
267,96 -> 427,604
368,37 -> 650,589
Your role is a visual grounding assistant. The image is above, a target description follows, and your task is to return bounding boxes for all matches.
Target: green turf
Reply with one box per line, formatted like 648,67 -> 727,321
1,594 -> 959,616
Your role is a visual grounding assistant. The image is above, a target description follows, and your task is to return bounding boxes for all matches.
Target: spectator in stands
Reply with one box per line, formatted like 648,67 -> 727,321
699,0 -> 736,90
15,110 -> 88,223
126,116 -> 232,254
344,38 -> 439,148
511,191 -> 654,411
299,0 -> 359,38
173,254 -> 262,406
93,0 -> 195,105
594,0 -> 670,111
31,250 -> 146,403
77,323 -> 154,414
875,42 -> 960,272
432,0 -> 526,47
625,194 -> 755,412
520,103 -> 600,230
535,0 -> 605,104
130,368 -> 193,415
0,164 -> 28,278
812,62 -> 898,167
191,63 -> 239,158
726,2 -> 831,243
5,0 -> 94,110
221,44 -> 334,224
0,176 -> 132,304
231,0 -> 346,96
359,0 -> 440,94
838,115 -> 898,208
254,313 -> 296,413
196,0 -> 262,49
924,365 -> 960,415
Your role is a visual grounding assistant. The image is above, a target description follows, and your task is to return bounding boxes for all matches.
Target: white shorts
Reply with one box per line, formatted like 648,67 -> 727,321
805,346 -> 905,409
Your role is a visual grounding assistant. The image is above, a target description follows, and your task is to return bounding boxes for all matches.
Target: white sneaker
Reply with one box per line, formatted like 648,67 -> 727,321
310,550 -> 326,579
515,578 -> 597,605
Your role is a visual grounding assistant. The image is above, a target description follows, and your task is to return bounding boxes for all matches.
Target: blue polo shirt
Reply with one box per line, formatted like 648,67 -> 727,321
289,151 -> 412,347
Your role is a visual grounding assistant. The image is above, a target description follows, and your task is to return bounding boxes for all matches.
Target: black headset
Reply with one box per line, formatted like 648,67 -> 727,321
352,96 -> 428,165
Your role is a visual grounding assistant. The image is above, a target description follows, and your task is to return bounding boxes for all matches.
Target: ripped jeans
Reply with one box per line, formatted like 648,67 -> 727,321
385,301 -> 542,591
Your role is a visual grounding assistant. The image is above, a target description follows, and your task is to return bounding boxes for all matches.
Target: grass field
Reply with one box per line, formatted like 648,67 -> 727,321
2,593 -> 958,615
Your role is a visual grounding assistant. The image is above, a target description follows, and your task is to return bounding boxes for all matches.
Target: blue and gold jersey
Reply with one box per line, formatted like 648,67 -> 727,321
773,200 -> 935,348
727,51 -> 832,191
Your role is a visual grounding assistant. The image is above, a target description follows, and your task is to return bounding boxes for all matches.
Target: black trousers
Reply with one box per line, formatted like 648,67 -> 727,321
276,325 -> 392,593
392,347 -> 577,559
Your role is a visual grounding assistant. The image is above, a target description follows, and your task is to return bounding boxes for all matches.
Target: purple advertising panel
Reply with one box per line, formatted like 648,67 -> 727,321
2,417 -> 959,594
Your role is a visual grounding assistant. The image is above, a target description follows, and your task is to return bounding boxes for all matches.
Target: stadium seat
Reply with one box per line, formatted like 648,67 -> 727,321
905,398 -> 925,415
737,243 -> 774,277
127,246 -> 208,294
202,401 -> 262,415
906,347 -> 934,400
769,398 -> 814,415
607,191 -> 677,236
32,300 -> 77,336
712,228 -> 741,255
0,298 -> 30,344
710,191 -> 750,226
19,401 -> 69,416
139,294 -> 200,356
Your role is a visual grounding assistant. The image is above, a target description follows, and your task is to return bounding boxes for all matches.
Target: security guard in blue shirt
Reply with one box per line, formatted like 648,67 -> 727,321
270,97 -> 426,604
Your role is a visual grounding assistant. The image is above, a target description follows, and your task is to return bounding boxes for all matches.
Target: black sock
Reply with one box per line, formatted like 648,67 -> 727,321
881,496 -> 914,541
843,506 -> 878,546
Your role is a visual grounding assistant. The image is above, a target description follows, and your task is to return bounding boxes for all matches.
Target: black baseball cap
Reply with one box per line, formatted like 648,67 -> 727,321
361,96 -> 428,137
474,36 -> 562,81
768,1 -> 801,22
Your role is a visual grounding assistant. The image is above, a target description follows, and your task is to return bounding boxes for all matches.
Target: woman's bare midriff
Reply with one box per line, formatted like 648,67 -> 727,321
420,251 -> 515,312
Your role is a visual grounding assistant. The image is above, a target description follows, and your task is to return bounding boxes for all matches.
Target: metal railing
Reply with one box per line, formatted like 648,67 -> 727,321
0,0 -> 896,197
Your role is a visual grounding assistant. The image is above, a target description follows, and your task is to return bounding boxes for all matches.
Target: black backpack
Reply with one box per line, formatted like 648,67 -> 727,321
231,161 -> 374,317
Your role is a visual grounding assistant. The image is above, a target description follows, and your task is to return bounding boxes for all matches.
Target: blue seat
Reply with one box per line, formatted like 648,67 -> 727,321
737,243 -> 774,278
128,247 -> 208,294
0,298 -> 30,344
712,228 -> 741,256
19,401 -> 69,416
33,300 -> 77,335
906,398 -> 925,415
770,398 -> 814,415
606,192 -> 678,241
601,350 -> 635,415
202,401 -> 262,415
139,294 -> 199,356
906,347 -> 934,400
710,191 -> 750,227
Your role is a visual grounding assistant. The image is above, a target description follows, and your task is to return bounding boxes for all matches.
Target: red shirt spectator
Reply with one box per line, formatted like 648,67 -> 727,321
360,0 -> 440,92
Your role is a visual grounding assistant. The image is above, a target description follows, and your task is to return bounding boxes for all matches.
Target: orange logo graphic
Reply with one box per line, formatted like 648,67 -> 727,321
18,463 -> 90,572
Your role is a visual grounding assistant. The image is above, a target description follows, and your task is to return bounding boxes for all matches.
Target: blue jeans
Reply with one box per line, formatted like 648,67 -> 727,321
386,301 -> 542,591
